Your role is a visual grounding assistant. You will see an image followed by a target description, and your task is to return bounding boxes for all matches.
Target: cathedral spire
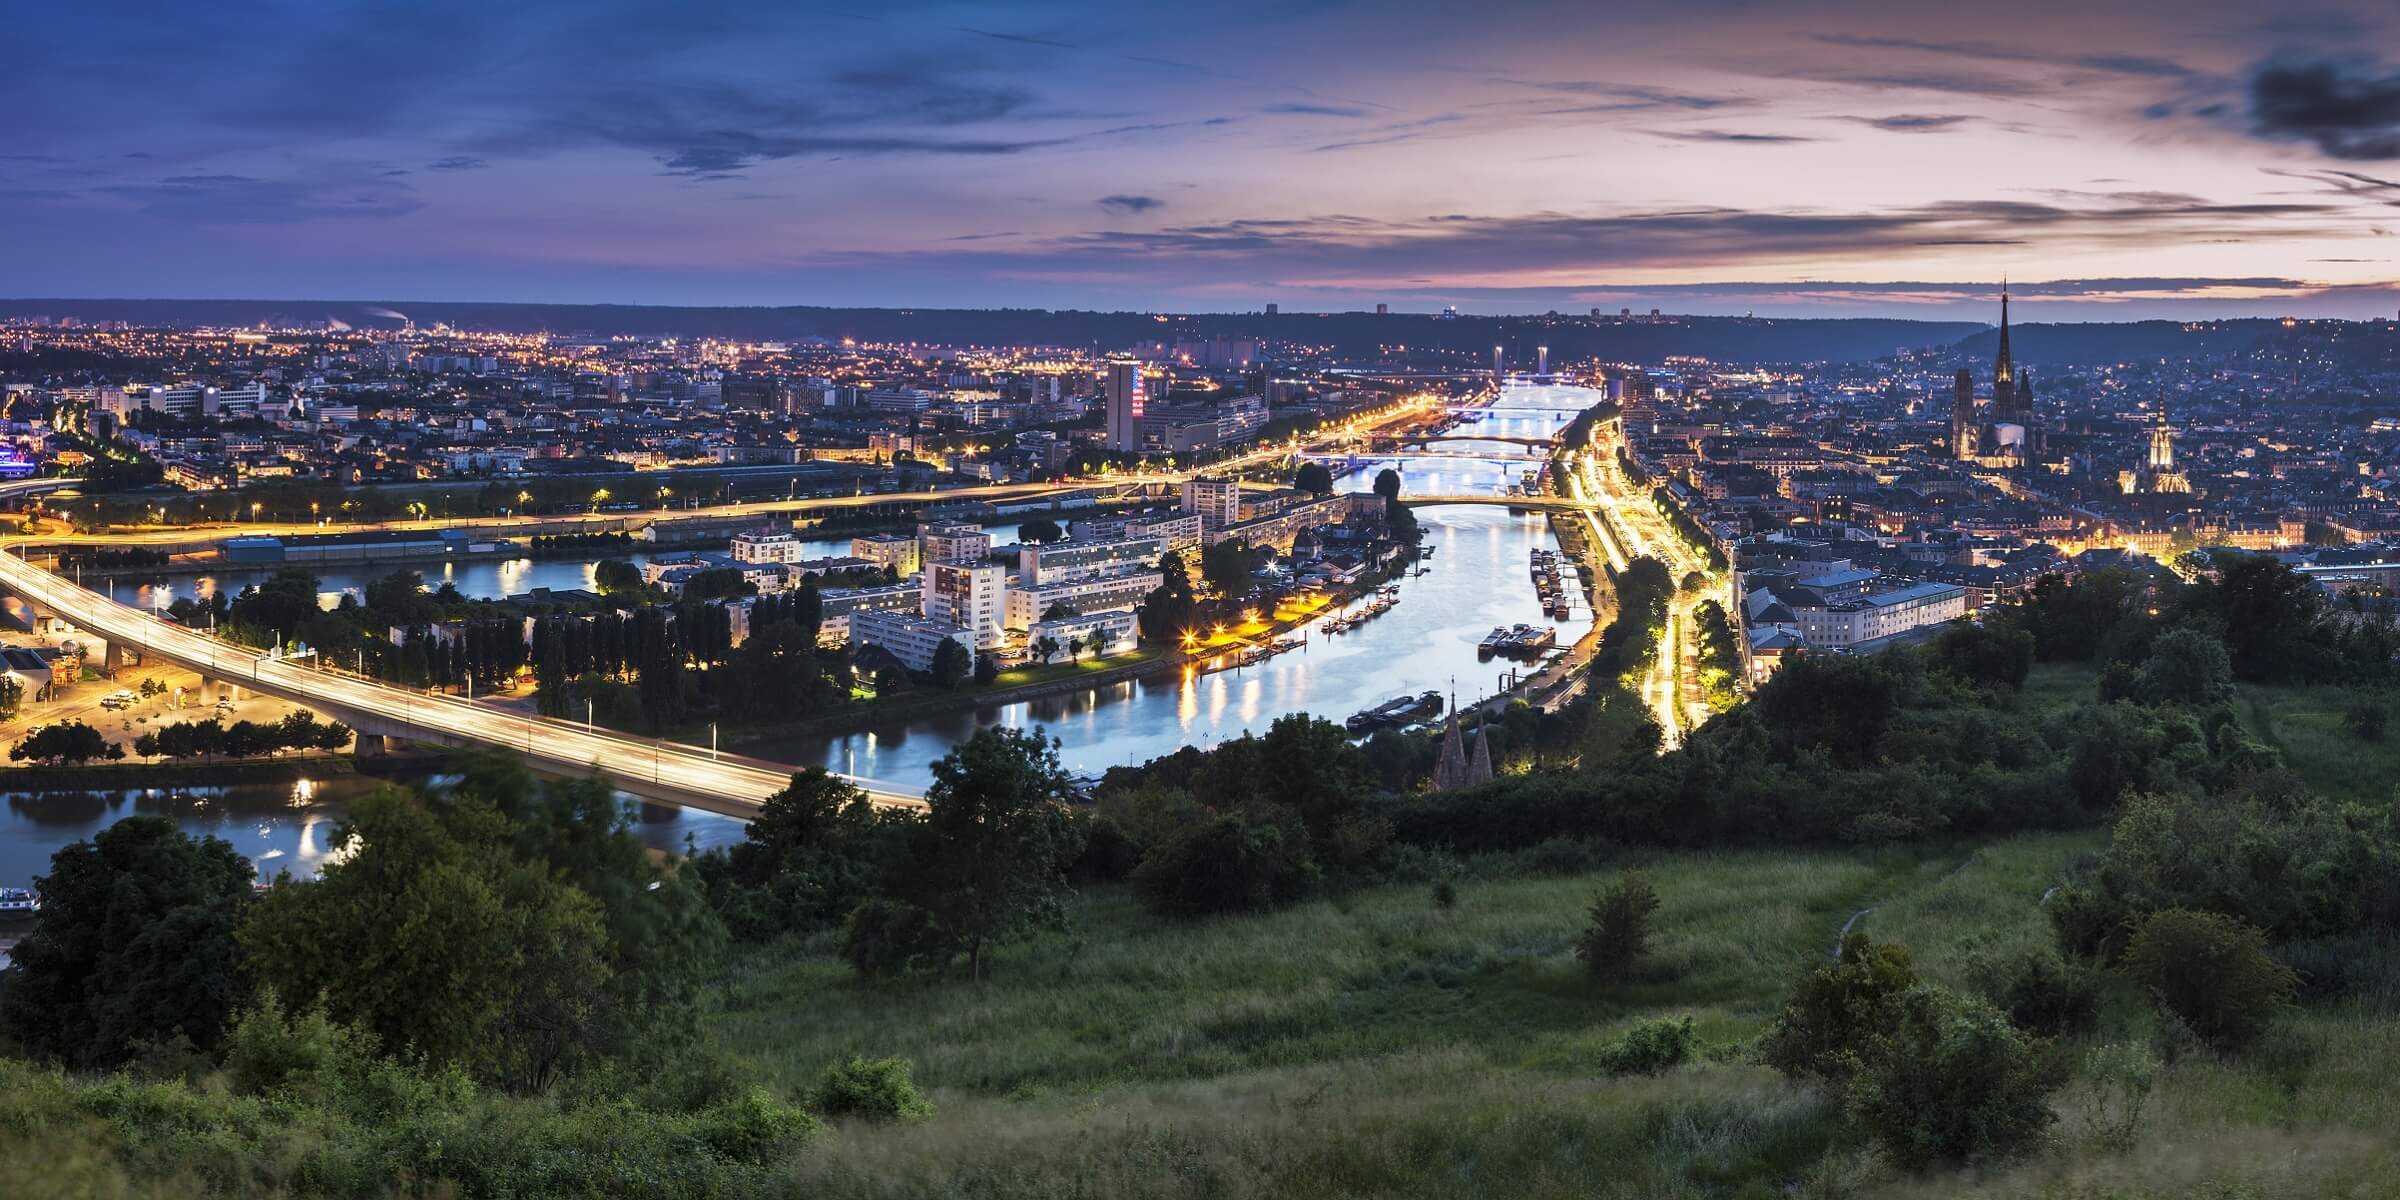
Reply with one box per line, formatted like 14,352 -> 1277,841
1994,281 -> 2014,386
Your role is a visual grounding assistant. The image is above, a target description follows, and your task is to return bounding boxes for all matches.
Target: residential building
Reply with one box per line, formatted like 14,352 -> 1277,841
849,609 -> 975,674
919,521 -> 992,566
923,561 -> 1009,649
849,531 -> 921,577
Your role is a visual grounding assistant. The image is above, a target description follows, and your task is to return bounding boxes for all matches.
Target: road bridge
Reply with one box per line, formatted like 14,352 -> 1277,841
1382,434 -> 1556,450
0,543 -> 924,816
1399,495 -> 1586,514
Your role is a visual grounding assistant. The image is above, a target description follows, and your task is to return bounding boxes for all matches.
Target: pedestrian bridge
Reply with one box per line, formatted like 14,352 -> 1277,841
0,544 -> 924,817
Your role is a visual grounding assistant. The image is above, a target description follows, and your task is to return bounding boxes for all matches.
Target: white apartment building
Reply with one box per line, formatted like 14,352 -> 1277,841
1128,512 -> 1204,554
923,561 -> 1009,649
850,531 -> 921,577
1026,609 -> 1140,660
850,609 -> 976,674
1016,536 -> 1164,586
731,529 -> 804,564
919,522 -> 993,566
1789,580 -> 1967,649
1003,569 -> 1163,628
1180,477 -> 1242,527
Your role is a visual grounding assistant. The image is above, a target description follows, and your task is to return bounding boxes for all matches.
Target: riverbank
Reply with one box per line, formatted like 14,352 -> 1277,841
0,754 -> 360,791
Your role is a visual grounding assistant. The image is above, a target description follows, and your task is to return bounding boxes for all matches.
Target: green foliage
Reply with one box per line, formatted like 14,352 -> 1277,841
1016,518 -> 1063,543
1930,619 -> 2034,689
9,721 -> 121,764
2049,784 -> 2393,958
810,1055 -> 934,1122
1972,946 -> 2101,1039
930,637 -> 971,689
1759,933 -> 1917,1086
0,673 -> 18,721
2140,626 -> 2234,706
2004,568 -> 2145,662
592,557 -> 643,595
1372,467 -> 1401,502
1131,811 -> 1319,916
847,727 -> 1085,980
132,711 -> 350,760
693,768 -> 899,941
1138,550 -> 1198,645
2343,691 -> 2389,741
1596,1016 -> 1697,1076
1845,986 -> 2061,1168
1294,461 -> 1334,494
0,816 -> 255,1068
2122,909 -> 2298,1050
1574,873 -> 1659,977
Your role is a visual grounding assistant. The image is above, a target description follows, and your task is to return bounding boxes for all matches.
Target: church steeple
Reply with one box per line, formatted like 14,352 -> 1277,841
1994,282 -> 2014,386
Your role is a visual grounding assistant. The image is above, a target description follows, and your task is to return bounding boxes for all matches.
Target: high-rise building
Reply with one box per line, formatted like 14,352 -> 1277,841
1536,345 -> 1549,377
1180,477 -> 1243,527
922,561 -> 1009,649
1375,303 -> 1389,315
1104,360 -> 1146,452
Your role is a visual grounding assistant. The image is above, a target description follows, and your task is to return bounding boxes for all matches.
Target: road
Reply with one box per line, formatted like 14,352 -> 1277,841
1570,419 -> 1721,746
0,543 -> 926,814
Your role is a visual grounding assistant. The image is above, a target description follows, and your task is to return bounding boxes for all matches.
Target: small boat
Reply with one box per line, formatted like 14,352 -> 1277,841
0,886 -> 39,914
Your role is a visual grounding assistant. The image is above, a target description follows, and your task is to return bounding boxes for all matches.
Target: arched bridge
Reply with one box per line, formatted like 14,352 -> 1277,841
1382,434 -> 1557,449
0,544 -> 924,817
1398,495 -> 1586,514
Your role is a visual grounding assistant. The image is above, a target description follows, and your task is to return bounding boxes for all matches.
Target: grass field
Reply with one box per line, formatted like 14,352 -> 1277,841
691,828 -> 2394,1197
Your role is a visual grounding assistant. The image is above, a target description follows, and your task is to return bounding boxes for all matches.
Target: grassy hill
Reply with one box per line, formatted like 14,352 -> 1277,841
701,823 -> 2394,1198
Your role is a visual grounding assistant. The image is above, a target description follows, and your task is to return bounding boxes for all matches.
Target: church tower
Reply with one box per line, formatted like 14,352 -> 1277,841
1951,368 -> 1978,460
1992,283 -> 2020,424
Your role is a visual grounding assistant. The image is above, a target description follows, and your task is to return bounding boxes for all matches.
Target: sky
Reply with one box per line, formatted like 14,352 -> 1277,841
8,1 -> 2400,319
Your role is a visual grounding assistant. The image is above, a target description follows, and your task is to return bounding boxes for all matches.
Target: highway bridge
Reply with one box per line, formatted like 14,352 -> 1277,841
0,543 -> 924,817
1399,494 -> 1586,514
1381,434 -> 1556,449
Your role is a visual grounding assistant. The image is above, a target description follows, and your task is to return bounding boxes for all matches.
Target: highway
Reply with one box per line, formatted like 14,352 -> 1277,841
0,542 -> 926,815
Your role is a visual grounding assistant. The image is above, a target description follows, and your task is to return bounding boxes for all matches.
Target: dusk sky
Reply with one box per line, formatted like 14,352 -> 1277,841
11,1 -> 2400,319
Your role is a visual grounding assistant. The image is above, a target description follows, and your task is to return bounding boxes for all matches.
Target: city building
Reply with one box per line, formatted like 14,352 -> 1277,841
1180,477 -> 1243,526
849,531 -> 921,577
918,521 -> 993,566
1003,568 -> 1163,628
1103,360 -> 1147,452
922,561 -> 1009,649
729,528 -> 804,564
1017,535 -> 1164,586
849,608 -> 976,674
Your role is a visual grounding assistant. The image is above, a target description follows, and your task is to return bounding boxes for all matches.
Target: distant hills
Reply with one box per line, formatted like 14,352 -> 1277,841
0,298 -> 2331,366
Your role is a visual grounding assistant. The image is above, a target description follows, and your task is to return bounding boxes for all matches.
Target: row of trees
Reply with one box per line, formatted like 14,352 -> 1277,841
132,711 -> 351,761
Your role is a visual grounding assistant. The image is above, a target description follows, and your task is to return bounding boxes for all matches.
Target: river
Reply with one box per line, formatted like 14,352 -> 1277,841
1,383 -> 1600,884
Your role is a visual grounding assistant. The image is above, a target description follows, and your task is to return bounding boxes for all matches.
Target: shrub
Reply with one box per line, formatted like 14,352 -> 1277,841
1847,987 -> 2061,1168
1130,813 -> 1318,917
2139,627 -> 2234,707
811,1055 -> 934,1122
695,1086 -> 823,1158
841,900 -> 952,978
1598,1016 -> 1698,1076
1430,879 -> 1459,910
1975,947 -> 2101,1039
1760,933 -> 1917,1086
2074,1041 -> 2159,1150
2123,909 -> 2297,1050
1575,873 -> 1660,977
2344,694 -> 2389,742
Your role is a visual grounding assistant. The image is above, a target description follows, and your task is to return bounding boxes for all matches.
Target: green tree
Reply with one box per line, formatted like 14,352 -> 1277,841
0,816 -> 256,1067
866,727 -> 1085,980
1294,462 -> 1334,494
1031,635 -> 1062,664
930,638 -> 972,689
593,558 -> 643,596
1016,518 -> 1063,544
1575,873 -> 1660,978
0,673 -> 21,720
1760,933 -> 1918,1086
2140,626 -> 2234,706
1131,811 -> 1319,916
2122,909 -> 2298,1050
1139,550 -> 1199,644
9,721 -> 120,764
1847,987 -> 2062,1168
238,788 -> 613,1086
1373,467 -> 1402,503
1199,540 -> 1259,600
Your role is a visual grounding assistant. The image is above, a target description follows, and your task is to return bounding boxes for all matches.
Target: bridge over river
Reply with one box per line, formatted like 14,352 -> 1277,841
0,542 -> 924,816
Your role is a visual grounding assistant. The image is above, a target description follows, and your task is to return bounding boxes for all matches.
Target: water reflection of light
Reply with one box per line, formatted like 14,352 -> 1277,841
290,778 -> 316,806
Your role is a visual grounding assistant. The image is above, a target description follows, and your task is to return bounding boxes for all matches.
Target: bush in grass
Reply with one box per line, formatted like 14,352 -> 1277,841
1974,946 -> 2102,1039
2344,693 -> 2389,742
1130,812 -> 1318,917
811,1055 -> 934,1122
1575,873 -> 1660,977
2123,909 -> 2297,1050
1846,986 -> 2062,1168
1598,1016 -> 1698,1076
1760,933 -> 1917,1087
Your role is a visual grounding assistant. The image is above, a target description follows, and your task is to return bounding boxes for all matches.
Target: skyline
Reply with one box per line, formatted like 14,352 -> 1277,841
9,2 -> 2400,319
